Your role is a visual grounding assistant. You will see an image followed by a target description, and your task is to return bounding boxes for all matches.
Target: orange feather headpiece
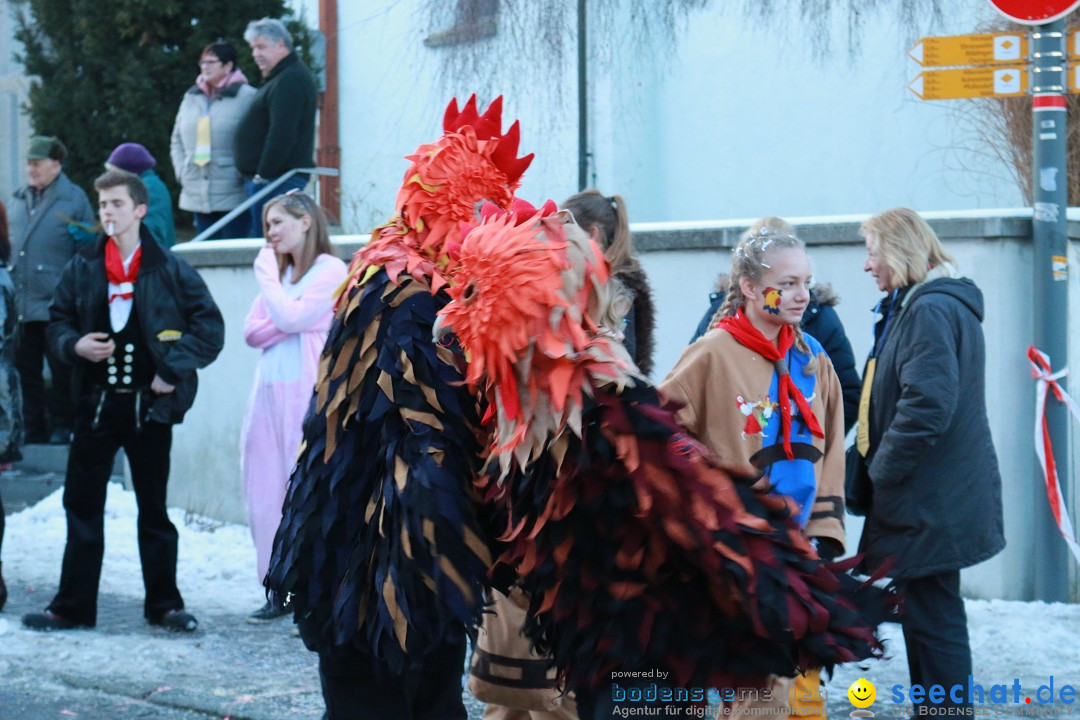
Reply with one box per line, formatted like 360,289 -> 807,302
436,200 -> 641,477
354,95 -> 534,295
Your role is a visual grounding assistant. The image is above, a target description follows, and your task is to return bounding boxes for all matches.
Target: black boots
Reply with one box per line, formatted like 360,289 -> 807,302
0,562 -> 7,612
21,610 -> 90,631
246,599 -> 290,624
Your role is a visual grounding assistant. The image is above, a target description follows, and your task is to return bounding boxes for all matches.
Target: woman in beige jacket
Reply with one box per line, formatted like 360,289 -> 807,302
170,42 -> 256,240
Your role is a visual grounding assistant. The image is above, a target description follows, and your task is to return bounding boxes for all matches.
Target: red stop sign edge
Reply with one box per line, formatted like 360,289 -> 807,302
987,0 -> 1080,24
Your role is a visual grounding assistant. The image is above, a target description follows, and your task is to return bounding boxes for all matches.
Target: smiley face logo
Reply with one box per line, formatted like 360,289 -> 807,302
848,678 -> 876,708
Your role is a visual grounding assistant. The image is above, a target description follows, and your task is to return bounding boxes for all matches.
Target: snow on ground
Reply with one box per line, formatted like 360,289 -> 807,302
827,603 -> 1080,714
2,486 -> 1080,717
0,487 -> 324,718
3,485 -> 265,616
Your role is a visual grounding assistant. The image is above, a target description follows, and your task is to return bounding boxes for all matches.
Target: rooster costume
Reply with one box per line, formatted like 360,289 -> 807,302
436,203 -> 896,718
264,96 -> 532,719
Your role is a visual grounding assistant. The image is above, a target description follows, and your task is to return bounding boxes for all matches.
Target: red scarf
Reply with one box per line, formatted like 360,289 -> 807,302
717,308 -> 824,459
105,239 -> 142,303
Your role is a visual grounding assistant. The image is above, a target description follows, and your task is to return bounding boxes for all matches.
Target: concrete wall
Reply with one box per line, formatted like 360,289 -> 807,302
171,210 -> 1080,601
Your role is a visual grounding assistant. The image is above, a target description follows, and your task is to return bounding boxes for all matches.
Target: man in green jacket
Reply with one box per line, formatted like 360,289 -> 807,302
235,17 -> 317,238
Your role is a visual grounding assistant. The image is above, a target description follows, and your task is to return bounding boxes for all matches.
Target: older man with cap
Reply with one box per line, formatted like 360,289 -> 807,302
235,17 -> 317,237
10,136 -> 94,444
106,142 -> 176,248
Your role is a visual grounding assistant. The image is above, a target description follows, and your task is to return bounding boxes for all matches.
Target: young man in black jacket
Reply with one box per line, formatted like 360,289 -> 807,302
23,169 -> 225,633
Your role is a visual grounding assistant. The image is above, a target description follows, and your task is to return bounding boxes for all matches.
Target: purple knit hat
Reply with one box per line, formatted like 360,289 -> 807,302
106,142 -> 156,174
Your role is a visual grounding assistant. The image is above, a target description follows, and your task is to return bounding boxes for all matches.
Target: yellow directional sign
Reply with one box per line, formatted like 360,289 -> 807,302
1072,29 -> 1080,59
908,33 -> 1027,67
908,67 -> 1028,100
1071,65 -> 1080,93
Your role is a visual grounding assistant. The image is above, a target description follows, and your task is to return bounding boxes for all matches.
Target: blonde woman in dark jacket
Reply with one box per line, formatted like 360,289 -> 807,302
856,208 -> 1004,718
170,42 -> 256,240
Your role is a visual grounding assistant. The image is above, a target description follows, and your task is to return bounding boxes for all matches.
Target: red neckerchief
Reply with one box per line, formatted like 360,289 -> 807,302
105,238 -> 142,303
717,307 -> 824,459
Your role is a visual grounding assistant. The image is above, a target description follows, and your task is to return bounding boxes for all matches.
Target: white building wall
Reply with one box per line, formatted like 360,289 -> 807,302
326,1 -> 1023,232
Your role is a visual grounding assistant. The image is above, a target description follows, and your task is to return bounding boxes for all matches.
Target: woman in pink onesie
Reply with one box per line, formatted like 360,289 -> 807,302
241,192 -> 346,623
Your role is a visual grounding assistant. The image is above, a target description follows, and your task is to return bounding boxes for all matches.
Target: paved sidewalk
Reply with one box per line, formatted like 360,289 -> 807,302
1,583 -> 325,719
1,583 -> 489,720
0,452 -> 487,720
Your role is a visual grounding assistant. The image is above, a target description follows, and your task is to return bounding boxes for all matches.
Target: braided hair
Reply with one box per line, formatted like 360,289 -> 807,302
713,227 -> 818,375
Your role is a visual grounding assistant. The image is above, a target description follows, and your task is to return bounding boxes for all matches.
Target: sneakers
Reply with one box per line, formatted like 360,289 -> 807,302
150,608 -> 199,632
246,600 -> 290,624
22,610 -> 91,631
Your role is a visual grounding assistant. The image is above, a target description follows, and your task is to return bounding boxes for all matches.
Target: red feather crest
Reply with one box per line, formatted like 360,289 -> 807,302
436,200 -> 639,476
350,95 -> 535,296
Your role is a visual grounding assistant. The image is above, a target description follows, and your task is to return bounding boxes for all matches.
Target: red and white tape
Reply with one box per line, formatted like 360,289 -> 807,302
1028,346 -> 1080,564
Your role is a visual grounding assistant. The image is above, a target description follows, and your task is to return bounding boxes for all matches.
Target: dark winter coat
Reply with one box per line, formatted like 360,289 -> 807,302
856,272 -> 1005,580
0,267 -> 23,464
46,226 -> 225,425
617,268 -> 657,377
10,172 -> 95,322
234,53 -> 317,180
691,282 -> 861,433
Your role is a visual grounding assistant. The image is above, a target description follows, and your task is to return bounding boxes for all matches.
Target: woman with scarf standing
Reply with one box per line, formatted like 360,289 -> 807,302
660,228 -> 845,719
855,208 -> 1003,718
170,42 -> 256,240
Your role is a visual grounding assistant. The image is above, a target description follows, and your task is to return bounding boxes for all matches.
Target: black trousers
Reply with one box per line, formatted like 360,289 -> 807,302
47,391 -> 184,626
899,570 -> 973,715
317,639 -> 468,720
15,321 -> 74,436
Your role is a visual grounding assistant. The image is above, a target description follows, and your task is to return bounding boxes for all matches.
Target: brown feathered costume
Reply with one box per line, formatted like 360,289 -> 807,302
435,202 -> 897,700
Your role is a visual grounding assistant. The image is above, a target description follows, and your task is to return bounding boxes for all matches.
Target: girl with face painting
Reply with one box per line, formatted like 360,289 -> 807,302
660,228 -> 846,719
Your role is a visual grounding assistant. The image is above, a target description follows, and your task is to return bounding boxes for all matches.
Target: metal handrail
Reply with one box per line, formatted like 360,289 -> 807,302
189,166 -> 340,242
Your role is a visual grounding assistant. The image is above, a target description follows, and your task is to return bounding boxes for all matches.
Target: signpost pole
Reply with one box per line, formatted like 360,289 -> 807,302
1030,18 -> 1072,602
577,0 -> 588,191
